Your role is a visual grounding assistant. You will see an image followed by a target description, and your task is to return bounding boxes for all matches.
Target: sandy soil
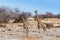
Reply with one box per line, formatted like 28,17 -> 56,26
0,23 -> 60,40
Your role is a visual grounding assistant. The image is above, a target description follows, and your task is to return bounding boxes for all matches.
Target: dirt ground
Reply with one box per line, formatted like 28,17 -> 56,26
0,23 -> 60,40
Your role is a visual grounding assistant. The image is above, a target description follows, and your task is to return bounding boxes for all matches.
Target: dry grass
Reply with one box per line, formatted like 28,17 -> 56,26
19,37 -> 40,40
56,37 -> 60,40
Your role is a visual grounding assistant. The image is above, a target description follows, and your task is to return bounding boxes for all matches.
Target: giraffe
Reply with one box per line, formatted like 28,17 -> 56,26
35,10 -> 46,33
22,17 -> 29,38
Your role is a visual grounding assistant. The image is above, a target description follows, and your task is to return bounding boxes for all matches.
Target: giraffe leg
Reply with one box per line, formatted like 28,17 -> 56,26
43,27 -> 46,31
38,28 -> 40,33
25,26 -> 29,37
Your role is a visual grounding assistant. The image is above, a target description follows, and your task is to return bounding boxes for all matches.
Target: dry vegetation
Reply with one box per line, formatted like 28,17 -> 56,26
0,6 -> 60,40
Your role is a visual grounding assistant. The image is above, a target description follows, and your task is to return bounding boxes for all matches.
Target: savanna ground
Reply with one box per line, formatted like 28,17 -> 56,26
0,19 -> 60,40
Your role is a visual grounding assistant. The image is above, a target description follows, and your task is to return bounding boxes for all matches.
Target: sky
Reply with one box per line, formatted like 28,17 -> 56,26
0,0 -> 60,15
